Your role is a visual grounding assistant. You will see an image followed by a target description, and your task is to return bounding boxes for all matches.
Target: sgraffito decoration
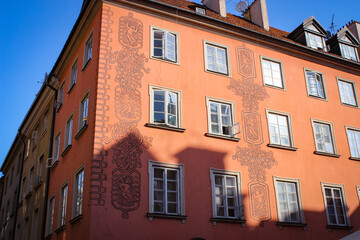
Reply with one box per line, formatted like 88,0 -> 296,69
229,44 -> 277,222
106,12 -> 152,219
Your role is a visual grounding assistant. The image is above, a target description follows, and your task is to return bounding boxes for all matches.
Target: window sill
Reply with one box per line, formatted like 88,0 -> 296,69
349,157 -> 360,161
326,224 -> 353,231
308,95 -> 328,101
340,102 -> 359,109
277,222 -> 307,230
145,123 -> 185,132
314,151 -> 340,158
45,233 -> 53,240
205,69 -> 230,78
41,130 -> 47,139
150,56 -> 179,65
50,159 -> 59,171
25,191 -> 32,199
205,133 -> 240,142
267,144 -> 297,151
56,104 -> 63,113
68,83 -> 75,94
82,58 -> 91,72
69,214 -> 83,225
264,84 -> 286,91
61,145 -> 72,157
17,200 -> 24,208
75,124 -> 88,140
55,225 -> 66,234
34,181 -> 43,191
211,217 -> 246,227
147,213 -> 187,223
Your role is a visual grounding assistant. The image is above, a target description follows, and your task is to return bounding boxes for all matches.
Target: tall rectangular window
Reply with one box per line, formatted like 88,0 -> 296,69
38,155 -> 44,179
210,169 -> 242,219
337,79 -> 358,107
74,169 -> 84,217
42,112 -> 48,134
26,139 -> 31,158
58,82 -> 65,109
261,57 -> 284,88
205,41 -> 229,75
54,134 -> 61,161
274,177 -> 304,223
59,184 -> 68,226
151,27 -> 178,63
321,183 -> 349,226
206,98 -> 235,137
149,161 -> 185,216
69,60 -> 78,90
266,110 -> 294,147
46,197 -> 55,235
80,95 -> 89,129
32,126 -> 39,149
305,69 -> 326,99
65,117 -> 73,148
311,120 -> 337,155
29,167 -> 34,191
346,127 -> 360,159
83,33 -> 93,66
150,86 -> 181,128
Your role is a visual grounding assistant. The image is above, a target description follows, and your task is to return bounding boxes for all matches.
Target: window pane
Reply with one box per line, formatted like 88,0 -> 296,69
154,113 -> 165,123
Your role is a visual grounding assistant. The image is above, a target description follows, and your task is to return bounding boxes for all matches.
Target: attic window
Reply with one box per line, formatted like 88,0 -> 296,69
306,32 -> 325,50
195,7 -> 206,15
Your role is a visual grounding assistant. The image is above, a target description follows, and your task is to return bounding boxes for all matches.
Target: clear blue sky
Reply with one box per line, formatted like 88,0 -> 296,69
0,0 -> 359,169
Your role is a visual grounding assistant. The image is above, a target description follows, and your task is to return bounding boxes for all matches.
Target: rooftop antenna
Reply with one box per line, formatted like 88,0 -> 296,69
235,0 -> 249,13
329,14 -> 337,35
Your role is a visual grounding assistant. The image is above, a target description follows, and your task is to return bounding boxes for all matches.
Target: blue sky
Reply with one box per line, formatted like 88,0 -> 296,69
0,0 -> 359,168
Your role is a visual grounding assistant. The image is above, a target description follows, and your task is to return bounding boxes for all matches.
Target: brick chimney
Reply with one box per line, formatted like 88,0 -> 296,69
243,0 -> 270,31
202,0 -> 227,18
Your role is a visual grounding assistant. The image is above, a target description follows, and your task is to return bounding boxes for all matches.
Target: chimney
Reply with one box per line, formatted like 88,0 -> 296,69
202,0 -> 227,18
243,0 -> 270,31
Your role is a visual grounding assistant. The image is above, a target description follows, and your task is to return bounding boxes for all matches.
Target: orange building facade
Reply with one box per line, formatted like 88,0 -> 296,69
2,0 -> 360,240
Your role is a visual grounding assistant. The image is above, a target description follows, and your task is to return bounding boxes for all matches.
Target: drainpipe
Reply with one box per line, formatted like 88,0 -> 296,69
12,131 -> 26,240
40,75 -> 58,240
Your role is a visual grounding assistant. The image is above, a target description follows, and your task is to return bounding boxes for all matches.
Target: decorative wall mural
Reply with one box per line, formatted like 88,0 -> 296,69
107,12 -> 151,219
229,44 -> 277,222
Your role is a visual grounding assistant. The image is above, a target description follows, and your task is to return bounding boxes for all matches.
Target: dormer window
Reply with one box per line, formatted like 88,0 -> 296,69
289,16 -> 327,51
326,27 -> 359,62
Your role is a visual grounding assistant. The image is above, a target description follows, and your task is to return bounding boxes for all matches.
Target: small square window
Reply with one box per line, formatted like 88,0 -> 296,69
65,117 -> 73,148
274,177 -> 305,224
311,119 -> 337,154
69,60 -> 78,91
266,110 -> 294,147
59,184 -> 68,227
321,183 -> 350,226
151,27 -> 178,63
204,41 -> 230,75
305,69 -> 326,99
150,85 -> 181,128
83,32 -> 93,67
210,169 -> 243,219
346,127 -> 360,159
79,94 -> 89,129
148,161 -> 185,216
340,44 -> 358,61
73,169 -> 84,217
206,97 -> 236,137
337,79 -> 358,107
261,57 -> 285,89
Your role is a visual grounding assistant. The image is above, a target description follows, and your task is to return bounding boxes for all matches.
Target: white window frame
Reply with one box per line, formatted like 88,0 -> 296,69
305,32 -> 325,50
206,97 -> 237,137
148,161 -> 185,216
79,92 -> 89,130
65,115 -> 73,148
357,186 -> 360,203
83,31 -> 93,68
58,81 -> 65,109
260,56 -> 286,89
210,168 -> 243,219
46,195 -> 55,236
58,182 -> 68,227
345,126 -> 360,159
54,133 -> 61,161
304,68 -> 327,100
337,78 -> 359,107
150,26 -> 179,64
273,176 -> 305,224
26,139 -> 31,158
321,182 -> 351,227
73,167 -> 84,218
69,59 -> 78,91
204,40 -> 230,76
149,85 -> 182,128
340,43 -> 359,61
311,119 -> 338,155
42,111 -> 48,134
266,109 -> 295,148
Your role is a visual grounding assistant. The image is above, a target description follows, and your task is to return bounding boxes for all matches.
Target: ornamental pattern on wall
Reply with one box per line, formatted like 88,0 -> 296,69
229,44 -> 277,222
107,12 -> 152,219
